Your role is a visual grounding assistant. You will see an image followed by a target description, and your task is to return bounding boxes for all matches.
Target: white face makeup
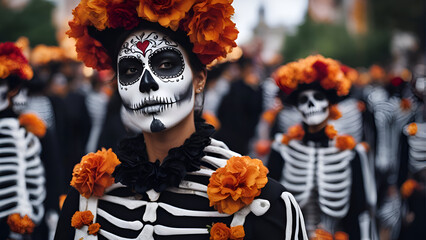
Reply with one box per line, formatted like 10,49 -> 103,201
118,30 -> 195,133
297,90 -> 329,126
12,87 -> 28,114
0,82 -> 9,112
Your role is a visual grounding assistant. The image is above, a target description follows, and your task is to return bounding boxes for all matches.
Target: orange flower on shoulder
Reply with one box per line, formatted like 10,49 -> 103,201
230,225 -> 245,240
210,222 -> 230,240
70,148 -> 121,198
325,125 -> 337,139
335,135 -> 356,150
138,0 -> 195,31
281,134 -> 290,145
19,113 -> 47,138
400,179 -> 419,199
184,0 -> 238,64
312,229 -> 333,240
88,223 -> 101,235
207,156 -> 268,215
287,125 -> 305,140
7,214 -> 35,234
400,98 -> 411,111
335,231 -> 349,240
254,139 -> 271,156
203,111 -> 221,130
328,105 -> 342,120
71,210 -> 94,229
407,123 -> 417,136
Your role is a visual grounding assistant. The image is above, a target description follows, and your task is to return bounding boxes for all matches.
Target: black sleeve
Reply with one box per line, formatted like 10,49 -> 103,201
267,149 -> 284,182
54,188 -> 80,240
397,133 -> 409,188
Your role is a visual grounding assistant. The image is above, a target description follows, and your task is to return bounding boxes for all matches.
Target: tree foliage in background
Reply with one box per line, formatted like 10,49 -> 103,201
283,0 -> 425,67
0,0 -> 57,47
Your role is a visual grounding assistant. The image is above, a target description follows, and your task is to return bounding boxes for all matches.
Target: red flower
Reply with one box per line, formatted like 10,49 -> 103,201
312,60 -> 328,80
108,1 -> 140,30
75,30 -> 112,70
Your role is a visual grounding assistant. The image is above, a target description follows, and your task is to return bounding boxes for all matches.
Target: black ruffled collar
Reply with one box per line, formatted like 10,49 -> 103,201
112,121 -> 215,194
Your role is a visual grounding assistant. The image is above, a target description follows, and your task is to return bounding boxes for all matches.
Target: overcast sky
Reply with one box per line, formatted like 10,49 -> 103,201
233,0 -> 309,44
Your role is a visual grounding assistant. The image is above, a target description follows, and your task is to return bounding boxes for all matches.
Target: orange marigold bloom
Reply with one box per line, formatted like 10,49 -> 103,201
335,135 -> 356,150
137,0 -> 196,31
0,43 -> 33,80
19,113 -> 47,138
202,111 -> 221,130
88,223 -> 101,235
328,105 -> 342,120
287,125 -> 305,140
407,123 -> 417,136
207,156 -> 268,215
262,109 -> 280,125
254,139 -> 271,156
369,64 -> 386,80
70,148 -> 121,198
357,101 -> 366,112
400,179 -> 419,199
325,125 -> 338,139
230,225 -> 245,240
400,98 -> 411,111
75,30 -> 112,71
185,0 -> 239,65
71,210 -> 94,229
7,214 -> 35,234
312,229 -> 333,240
77,0 -> 109,30
335,231 -> 349,240
281,134 -> 290,145
209,222 -> 231,240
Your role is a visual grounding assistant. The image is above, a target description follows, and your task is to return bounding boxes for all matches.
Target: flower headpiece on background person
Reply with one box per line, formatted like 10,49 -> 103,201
30,45 -> 66,66
0,42 -> 33,81
273,54 -> 352,105
67,0 -> 239,71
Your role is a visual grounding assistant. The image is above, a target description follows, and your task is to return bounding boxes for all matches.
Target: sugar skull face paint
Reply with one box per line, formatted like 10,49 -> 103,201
297,90 -> 330,126
118,30 -> 195,133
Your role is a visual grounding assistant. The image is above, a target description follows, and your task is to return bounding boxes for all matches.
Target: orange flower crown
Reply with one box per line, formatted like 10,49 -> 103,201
273,55 -> 352,100
67,0 -> 239,70
0,42 -> 33,81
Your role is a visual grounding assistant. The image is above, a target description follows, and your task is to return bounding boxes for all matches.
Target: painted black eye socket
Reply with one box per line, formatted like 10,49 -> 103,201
298,95 -> 308,104
313,92 -> 325,101
118,58 -> 144,86
149,48 -> 184,79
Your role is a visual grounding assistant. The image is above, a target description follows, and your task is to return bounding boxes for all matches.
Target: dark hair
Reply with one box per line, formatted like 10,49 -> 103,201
88,21 -> 206,74
283,81 -> 342,106
1,75 -> 24,92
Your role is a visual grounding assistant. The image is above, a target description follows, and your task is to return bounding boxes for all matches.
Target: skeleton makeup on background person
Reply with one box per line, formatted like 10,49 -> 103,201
297,89 -> 330,126
118,30 -> 196,133
0,82 -> 9,112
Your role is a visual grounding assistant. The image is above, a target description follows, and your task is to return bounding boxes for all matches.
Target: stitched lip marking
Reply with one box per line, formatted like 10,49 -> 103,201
137,40 -> 150,57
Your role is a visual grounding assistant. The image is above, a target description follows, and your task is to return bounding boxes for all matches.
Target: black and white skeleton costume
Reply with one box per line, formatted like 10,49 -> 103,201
55,122 -> 308,240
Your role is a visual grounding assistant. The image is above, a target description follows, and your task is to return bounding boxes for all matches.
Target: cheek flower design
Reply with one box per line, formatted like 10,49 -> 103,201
70,148 -> 121,198
207,156 -> 268,215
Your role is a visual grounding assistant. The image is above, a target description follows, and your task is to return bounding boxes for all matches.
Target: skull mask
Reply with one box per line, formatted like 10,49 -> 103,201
12,87 -> 28,114
297,89 -> 329,126
0,82 -> 9,112
118,30 -> 195,133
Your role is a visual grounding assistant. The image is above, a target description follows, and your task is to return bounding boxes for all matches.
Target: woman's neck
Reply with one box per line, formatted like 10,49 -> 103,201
143,112 -> 196,164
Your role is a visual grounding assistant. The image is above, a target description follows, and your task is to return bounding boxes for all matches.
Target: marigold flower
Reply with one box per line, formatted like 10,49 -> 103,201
262,109 -> 279,125
230,225 -> 245,240
209,222 -> 231,240
287,125 -> 305,140
108,1 -> 139,30
19,113 -> 47,138
369,64 -> 385,80
357,101 -> 366,112
88,223 -> 101,235
334,231 -> 349,240
71,210 -> 94,229
137,0 -> 195,31
312,229 -> 333,240
185,0 -> 238,64
78,0 -> 110,30
208,156 -> 268,215
400,179 -> 419,199
75,31 -> 111,71
335,135 -> 356,150
325,125 -> 338,139
328,105 -> 342,120
400,98 -> 411,111
407,123 -> 417,136
71,148 -> 121,198
254,139 -> 271,156
281,134 -> 290,145
0,42 -> 33,80
202,111 -> 221,130
7,214 -> 35,234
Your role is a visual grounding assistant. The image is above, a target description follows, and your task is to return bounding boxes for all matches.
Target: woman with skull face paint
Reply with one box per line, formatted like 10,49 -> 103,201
267,55 -> 377,239
55,1 -> 308,240
0,42 -> 46,239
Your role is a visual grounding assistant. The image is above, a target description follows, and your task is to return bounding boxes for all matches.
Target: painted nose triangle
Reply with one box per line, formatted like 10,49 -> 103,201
140,71 -> 159,93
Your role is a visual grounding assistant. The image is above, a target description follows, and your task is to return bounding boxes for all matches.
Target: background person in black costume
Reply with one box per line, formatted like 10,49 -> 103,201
267,55 -> 377,239
55,1 -> 308,239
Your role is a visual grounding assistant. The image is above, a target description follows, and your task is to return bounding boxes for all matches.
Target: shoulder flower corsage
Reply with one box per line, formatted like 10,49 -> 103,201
19,113 -> 47,138
70,148 -> 121,198
207,156 -> 268,215
209,222 -> 245,240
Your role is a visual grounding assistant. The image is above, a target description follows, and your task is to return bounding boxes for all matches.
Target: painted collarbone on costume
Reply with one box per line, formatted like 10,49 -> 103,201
269,55 -> 377,239
0,42 -> 45,238
56,1 -> 308,240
